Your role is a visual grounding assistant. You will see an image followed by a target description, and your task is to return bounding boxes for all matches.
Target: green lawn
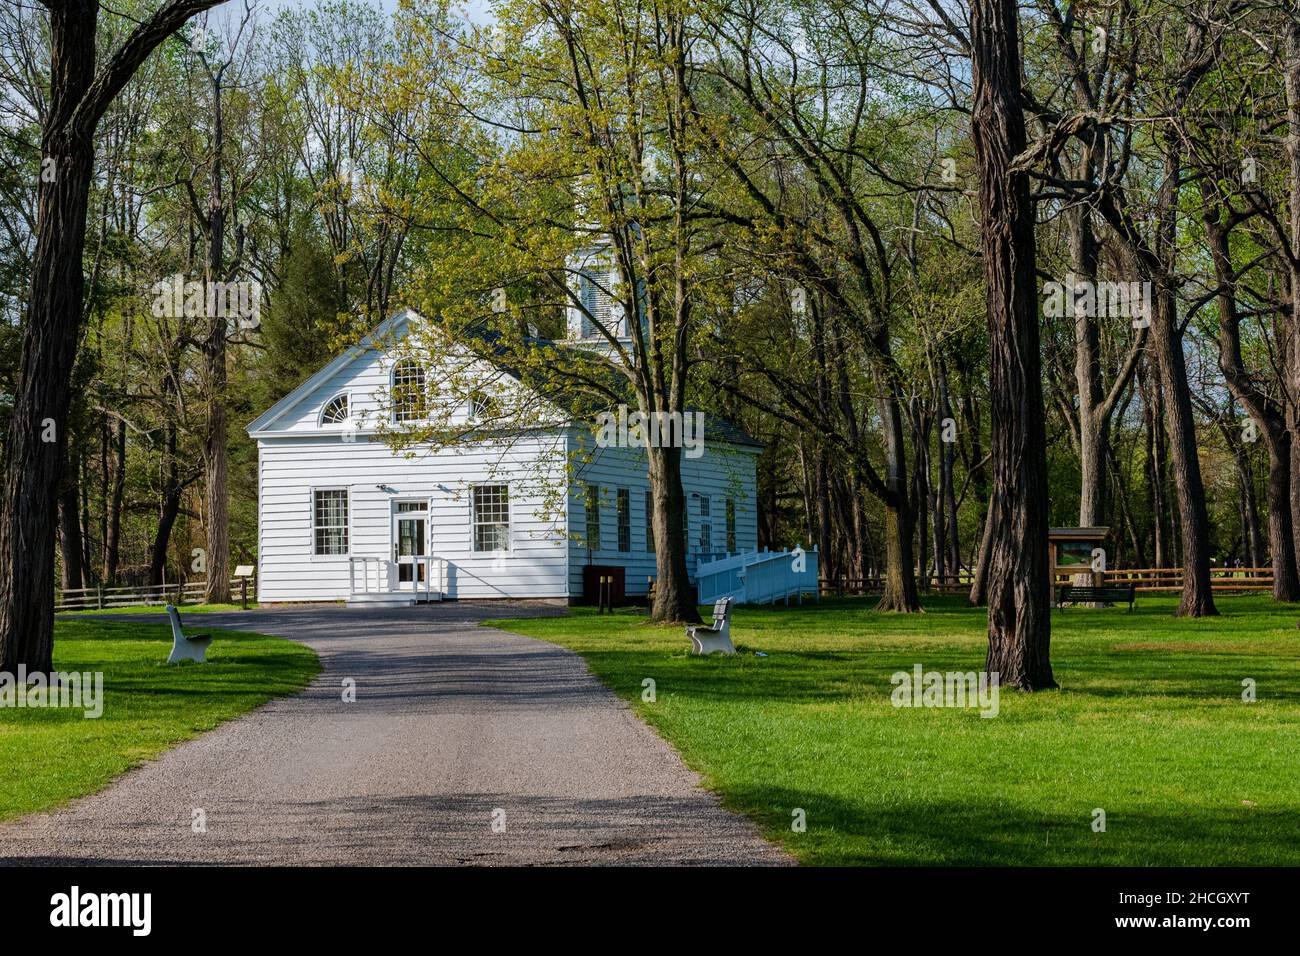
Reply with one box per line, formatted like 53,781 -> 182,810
61,603 -> 251,615
490,594 -> 1300,866
0,618 -> 318,822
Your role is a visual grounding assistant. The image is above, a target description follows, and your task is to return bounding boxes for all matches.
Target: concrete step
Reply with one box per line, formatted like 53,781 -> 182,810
345,592 -> 444,607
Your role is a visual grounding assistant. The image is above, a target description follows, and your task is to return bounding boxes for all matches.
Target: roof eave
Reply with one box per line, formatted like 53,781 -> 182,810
243,309 -> 416,437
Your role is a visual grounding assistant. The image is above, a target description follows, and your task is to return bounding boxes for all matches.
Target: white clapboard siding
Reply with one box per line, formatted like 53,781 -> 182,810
250,308 -> 760,603
565,434 -> 760,597
256,433 -> 570,602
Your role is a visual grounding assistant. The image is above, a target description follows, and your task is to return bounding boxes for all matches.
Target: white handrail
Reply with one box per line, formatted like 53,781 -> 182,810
350,555 -> 444,600
697,547 -> 820,605
349,556 -> 390,596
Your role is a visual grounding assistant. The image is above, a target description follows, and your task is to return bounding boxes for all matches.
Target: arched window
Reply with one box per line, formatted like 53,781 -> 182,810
391,360 -> 427,422
319,393 -> 349,426
468,389 -> 498,421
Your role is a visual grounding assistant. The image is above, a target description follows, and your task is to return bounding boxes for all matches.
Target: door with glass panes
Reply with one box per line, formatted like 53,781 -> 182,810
392,501 -> 428,584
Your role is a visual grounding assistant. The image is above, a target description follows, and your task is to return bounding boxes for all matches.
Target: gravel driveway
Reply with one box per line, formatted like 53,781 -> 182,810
0,603 -> 790,866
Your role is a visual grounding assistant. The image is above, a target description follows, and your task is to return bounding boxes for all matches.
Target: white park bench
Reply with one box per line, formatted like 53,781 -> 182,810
687,597 -> 735,655
166,604 -> 214,663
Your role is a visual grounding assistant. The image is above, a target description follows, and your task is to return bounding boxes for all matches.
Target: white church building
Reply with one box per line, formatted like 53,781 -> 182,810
245,308 -> 763,604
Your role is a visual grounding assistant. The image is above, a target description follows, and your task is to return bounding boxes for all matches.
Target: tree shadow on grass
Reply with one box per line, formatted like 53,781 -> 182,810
720,785 -> 1300,866
575,643 -> 1300,706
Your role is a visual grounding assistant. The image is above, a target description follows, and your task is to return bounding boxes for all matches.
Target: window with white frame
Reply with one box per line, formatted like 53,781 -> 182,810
584,483 -> 601,550
698,495 -> 712,552
696,496 -> 717,548
471,484 -> 510,552
391,359 -> 427,422
644,490 -> 655,553
313,489 -> 349,555
320,393 -> 349,425
617,488 -> 631,552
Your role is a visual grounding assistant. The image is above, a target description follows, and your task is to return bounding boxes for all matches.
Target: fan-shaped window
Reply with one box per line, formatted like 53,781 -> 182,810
468,389 -> 498,421
320,393 -> 349,426
391,360 -> 427,422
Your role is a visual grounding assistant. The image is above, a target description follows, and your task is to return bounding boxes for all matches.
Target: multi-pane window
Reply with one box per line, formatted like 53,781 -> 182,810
472,484 -> 510,552
726,498 -> 737,552
392,359 -> 427,422
313,489 -> 349,555
585,483 -> 601,550
698,495 -> 712,552
644,491 -> 655,553
617,488 -> 631,552
578,267 -> 621,338
320,393 -> 349,425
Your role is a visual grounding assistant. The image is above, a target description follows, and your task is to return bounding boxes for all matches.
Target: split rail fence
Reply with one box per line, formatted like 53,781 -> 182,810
55,578 -> 257,612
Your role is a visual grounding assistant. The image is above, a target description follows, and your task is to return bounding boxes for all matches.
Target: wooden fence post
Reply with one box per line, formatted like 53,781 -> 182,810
96,585 -> 104,611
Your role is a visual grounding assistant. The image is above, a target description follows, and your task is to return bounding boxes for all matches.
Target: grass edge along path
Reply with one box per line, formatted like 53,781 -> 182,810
487,594 -> 1300,866
0,617 -> 319,823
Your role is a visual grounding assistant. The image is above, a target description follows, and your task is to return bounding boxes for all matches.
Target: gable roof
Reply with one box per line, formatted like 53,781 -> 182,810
246,308 -> 763,450
244,309 -> 415,437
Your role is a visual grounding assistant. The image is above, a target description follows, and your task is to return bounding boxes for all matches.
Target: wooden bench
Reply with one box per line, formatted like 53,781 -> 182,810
687,597 -> 735,655
166,604 -> 214,663
1057,584 -> 1136,612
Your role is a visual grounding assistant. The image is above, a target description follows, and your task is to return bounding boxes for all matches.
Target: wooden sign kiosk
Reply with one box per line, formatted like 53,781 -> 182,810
1048,527 -> 1110,603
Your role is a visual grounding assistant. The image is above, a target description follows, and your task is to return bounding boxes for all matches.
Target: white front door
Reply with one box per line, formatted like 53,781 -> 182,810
392,501 -> 428,585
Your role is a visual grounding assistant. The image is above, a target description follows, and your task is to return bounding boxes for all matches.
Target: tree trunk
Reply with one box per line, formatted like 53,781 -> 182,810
1147,279 -> 1217,616
876,385 -> 920,611
149,421 -> 182,587
0,138 -> 95,674
1289,437 -> 1300,578
930,449 -> 945,584
1268,432 -> 1300,597
1068,197 -> 1107,528
938,373 -> 961,576
103,416 -> 126,583
1110,454 -> 1146,567
848,479 -> 870,583
811,447 -> 835,580
1240,453 -> 1264,569
968,508 -> 993,606
1202,193 -> 1300,600
59,478 -> 85,594
970,0 -> 1055,689
1284,16 -> 1300,595
649,444 -> 700,624
203,370 -> 230,601
910,398 -> 930,589
203,71 -> 231,604
878,496 -> 919,612
0,0 -> 225,674
1140,359 -> 1170,568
